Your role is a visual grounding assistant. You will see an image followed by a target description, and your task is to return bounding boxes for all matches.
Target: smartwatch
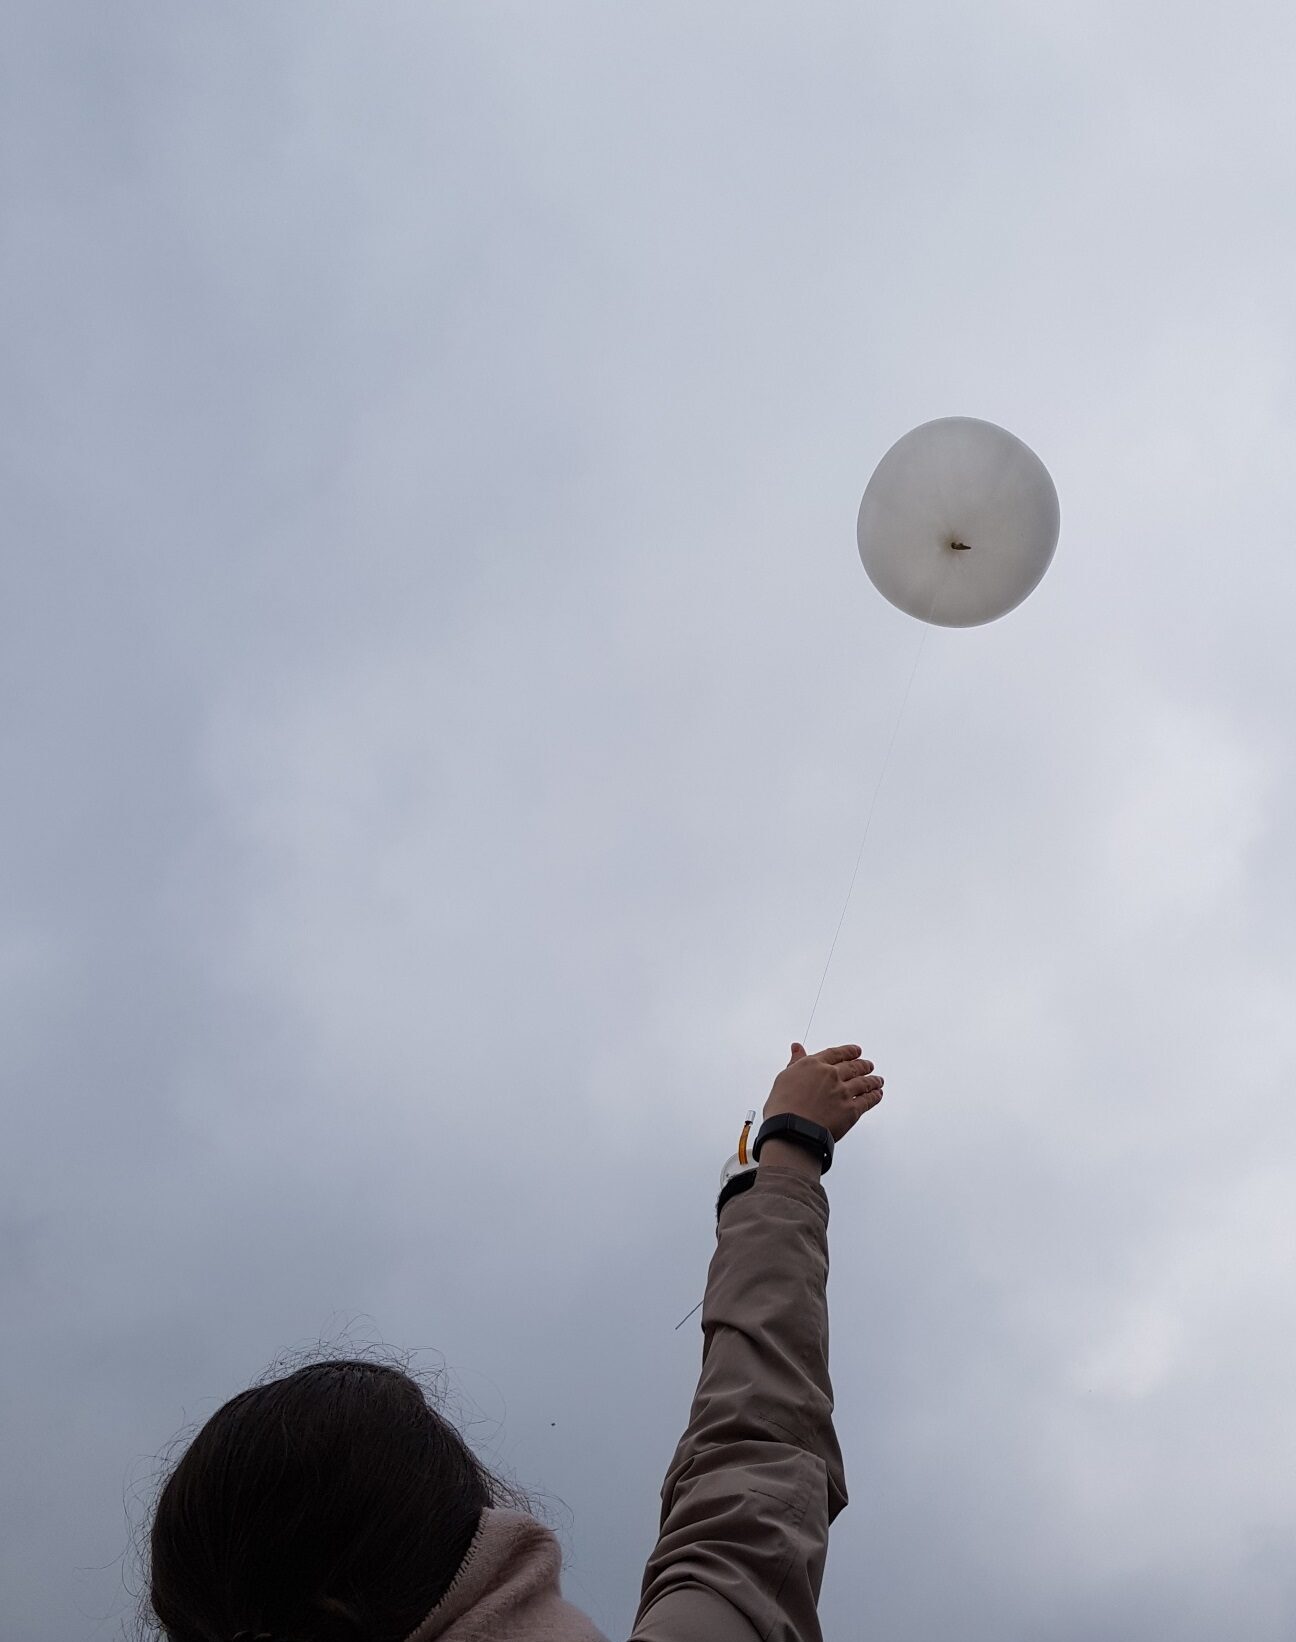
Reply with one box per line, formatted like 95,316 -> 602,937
752,1113 -> 834,1174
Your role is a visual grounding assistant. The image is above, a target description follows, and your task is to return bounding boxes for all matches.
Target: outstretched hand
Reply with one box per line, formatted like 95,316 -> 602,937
762,1042 -> 884,1143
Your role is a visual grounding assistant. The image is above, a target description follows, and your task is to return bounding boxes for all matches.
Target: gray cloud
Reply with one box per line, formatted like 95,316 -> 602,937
4,4 -> 1296,1638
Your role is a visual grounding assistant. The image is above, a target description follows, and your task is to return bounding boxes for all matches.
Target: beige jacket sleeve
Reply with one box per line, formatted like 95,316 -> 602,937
629,1163 -> 848,1642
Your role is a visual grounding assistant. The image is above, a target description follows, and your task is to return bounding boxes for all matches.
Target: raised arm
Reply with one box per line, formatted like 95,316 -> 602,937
629,1045 -> 883,1642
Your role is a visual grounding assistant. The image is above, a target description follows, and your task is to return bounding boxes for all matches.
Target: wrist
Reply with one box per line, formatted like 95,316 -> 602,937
758,1137 -> 823,1180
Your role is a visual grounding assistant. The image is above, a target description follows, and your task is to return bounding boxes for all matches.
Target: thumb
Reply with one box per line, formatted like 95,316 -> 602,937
789,1042 -> 807,1063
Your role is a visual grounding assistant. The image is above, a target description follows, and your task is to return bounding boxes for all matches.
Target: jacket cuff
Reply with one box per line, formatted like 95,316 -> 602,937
716,1168 -> 759,1224
716,1162 -> 828,1227
750,1162 -> 830,1225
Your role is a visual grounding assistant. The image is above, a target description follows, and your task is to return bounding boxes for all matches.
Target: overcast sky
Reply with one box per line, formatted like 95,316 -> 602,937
4,4 -> 1296,1639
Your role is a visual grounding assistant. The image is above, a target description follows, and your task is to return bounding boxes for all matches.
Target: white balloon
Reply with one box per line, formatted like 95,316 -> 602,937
857,417 -> 1060,627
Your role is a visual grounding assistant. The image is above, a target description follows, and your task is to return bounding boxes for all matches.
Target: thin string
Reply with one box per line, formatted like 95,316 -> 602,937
800,554 -> 952,1045
674,551 -> 958,1335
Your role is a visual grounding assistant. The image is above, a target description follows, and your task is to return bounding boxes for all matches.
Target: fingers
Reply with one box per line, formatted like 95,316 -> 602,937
822,1047 -> 875,1078
842,1069 -> 884,1122
849,1085 -> 884,1116
820,1044 -> 866,1066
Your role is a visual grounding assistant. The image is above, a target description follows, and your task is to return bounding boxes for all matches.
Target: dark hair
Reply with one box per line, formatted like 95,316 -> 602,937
140,1355 -> 537,1642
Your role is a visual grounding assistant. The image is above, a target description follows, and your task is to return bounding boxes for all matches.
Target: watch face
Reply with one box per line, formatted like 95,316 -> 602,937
720,1151 -> 759,1190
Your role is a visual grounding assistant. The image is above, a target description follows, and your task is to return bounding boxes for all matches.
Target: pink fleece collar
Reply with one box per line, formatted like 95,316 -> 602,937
402,1508 -> 610,1642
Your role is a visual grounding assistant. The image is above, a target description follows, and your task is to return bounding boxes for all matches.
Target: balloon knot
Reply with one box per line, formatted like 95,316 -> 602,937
949,540 -> 972,550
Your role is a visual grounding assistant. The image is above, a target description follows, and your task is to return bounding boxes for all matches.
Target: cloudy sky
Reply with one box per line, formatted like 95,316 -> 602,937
5,4 -> 1296,1638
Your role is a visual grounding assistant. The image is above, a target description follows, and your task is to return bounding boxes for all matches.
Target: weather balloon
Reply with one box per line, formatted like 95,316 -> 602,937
857,416 -> 1059,627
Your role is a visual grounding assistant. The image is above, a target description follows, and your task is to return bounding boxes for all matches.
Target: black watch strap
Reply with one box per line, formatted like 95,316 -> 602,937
752,1114 -> 834,1174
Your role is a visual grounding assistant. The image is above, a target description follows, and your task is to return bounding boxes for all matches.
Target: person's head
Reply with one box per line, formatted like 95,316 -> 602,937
142,1355 -> 534,1642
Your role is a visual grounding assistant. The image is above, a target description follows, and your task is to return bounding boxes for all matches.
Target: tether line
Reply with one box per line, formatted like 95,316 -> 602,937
675,553 -> 957,1335
800,557 -> 952,1046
